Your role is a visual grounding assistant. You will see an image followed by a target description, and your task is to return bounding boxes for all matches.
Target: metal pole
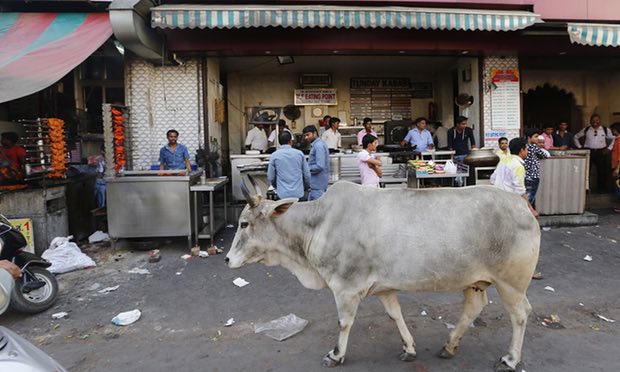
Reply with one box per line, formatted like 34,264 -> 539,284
102,104 -> 115,178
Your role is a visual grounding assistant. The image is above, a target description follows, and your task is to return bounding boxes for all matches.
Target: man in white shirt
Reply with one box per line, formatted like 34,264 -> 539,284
244,124 -> 268,152
321,117 -> 342,150
574,113 -> 615,192
268,120 -> 294,149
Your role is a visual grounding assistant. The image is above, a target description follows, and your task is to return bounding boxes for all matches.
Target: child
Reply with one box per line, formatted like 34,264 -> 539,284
357,134 -> 382,187
524,129 -> 549,207
490,138 -> 538,218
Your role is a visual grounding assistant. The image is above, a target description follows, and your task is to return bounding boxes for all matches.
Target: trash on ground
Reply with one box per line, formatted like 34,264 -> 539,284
224,318 -> 235,327
420,310 -> 427,316
88,230 -> 109,243
594,314 -> 616,323
542,227 -> 551,231
181,254 -> 192,261
207,245 -> 222,256
233,277 -> 249,287
112,309 -> 141,326
148,249 -> 161,263
226,224 -> 234,228
98,285 -> 120,294
88,283 -> 101,291
190,246 -> 200,256
532,272 -> 543,280
51,312 -> 68,319
579,303 -> 584,306
542,314 -> 564,329
199,250 -> 209,258
583,255 -> 593,262
175,272 -> 182,276
128,268 -> 150,275
445,322 -> 456,330
254,313 -> 309,341
544,286 -> 555,292
42,236 -> 96,274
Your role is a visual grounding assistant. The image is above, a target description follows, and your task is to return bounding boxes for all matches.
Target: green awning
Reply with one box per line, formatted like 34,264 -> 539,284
151,5 -> 541,32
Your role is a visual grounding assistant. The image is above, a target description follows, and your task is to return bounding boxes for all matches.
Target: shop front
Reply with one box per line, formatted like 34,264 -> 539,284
110,1 -> 620,214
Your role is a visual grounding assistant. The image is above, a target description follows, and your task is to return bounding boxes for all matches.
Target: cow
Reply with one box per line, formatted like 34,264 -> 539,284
226,177 -> 540,371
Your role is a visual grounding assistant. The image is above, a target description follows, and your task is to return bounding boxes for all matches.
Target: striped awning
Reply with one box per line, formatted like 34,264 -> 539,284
0,13 -> 112,103
151,5 -> 541,32
568,23 -> 620,47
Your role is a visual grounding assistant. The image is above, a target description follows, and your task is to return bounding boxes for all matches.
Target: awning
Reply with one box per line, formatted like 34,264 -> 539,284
568,22 -> 620,47
0,13 -> 113,103
151,5 -> 541,32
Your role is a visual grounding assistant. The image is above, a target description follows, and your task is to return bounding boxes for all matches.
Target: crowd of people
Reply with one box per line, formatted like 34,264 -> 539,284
490,114 -> 620,215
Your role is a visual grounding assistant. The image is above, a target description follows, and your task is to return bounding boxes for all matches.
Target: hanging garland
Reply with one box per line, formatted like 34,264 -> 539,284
111,107 -> 126,173
47,118 -> 66,179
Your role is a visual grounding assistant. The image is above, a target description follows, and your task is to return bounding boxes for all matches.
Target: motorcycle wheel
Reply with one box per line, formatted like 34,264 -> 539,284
10,267 -> 58,314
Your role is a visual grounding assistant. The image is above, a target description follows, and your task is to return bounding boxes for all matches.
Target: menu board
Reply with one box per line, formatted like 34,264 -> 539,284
490,69 -> 520,130
350,78 -> 412,121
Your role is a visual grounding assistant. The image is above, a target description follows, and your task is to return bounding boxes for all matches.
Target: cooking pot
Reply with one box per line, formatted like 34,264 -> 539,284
463,148 -> 500,167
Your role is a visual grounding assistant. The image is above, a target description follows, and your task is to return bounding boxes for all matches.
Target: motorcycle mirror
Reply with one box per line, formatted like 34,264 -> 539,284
0,268 -> 14,315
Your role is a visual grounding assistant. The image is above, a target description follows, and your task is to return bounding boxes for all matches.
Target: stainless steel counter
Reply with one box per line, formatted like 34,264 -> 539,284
106,170 -> 201,247
230,153 -> 393,200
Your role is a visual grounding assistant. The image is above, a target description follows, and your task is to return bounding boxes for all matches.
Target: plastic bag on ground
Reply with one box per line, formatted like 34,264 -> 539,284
254,313 -> 308,341
111,309 -> 141,326
88,230 -> 109,243
42,238 -> 96,274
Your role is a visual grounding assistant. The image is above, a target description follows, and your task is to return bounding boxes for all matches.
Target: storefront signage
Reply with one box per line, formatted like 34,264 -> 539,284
299,74 -> 332,88
490,69 -> 520,130
294,89 -> 337,106
8,218 -> 35,253
350,78 -> 410,89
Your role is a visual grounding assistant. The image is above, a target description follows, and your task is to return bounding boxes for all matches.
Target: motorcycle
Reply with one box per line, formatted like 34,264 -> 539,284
0,215 -> 58,314
0,261 -> 67,371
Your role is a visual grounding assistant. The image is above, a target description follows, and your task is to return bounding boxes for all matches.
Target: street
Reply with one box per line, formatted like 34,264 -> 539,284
2,209 -> 619,372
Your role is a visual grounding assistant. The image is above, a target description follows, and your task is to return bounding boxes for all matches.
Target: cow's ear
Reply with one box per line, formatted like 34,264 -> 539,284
265,198 -> 298,218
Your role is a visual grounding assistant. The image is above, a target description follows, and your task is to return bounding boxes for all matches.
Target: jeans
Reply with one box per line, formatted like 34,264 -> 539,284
94,178 -> 106,208
308,189 -> 326,201
453,155 -> 467,187
525,178 -> 540,206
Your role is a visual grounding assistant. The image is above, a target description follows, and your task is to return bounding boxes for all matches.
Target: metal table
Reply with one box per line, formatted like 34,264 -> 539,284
190,177 -> 228,247
407,163 -> 470,188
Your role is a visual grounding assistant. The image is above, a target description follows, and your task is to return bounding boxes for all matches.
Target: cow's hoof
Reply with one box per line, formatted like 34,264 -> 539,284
494,359 -> 523,372
437,346 -> 456,359
399,351 -> 417,362
321,353 -> 343,367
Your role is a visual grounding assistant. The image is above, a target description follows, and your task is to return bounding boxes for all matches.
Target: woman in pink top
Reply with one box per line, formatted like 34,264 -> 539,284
357,134 -> 382,187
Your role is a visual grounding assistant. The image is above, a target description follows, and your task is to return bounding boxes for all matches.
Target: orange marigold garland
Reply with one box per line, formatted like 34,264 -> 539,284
111,107 -> 126,173
47,118 -> 67,179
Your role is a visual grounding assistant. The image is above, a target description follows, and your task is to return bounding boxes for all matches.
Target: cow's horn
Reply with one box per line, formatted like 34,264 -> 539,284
240,176 -> 260,208
247,174 -> 263,198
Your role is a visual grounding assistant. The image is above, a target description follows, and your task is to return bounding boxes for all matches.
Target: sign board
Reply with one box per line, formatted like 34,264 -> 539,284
8,218 -> 35,254
350,78 -> 410,89
490,69 -> 520,130
294,89 -> 337,106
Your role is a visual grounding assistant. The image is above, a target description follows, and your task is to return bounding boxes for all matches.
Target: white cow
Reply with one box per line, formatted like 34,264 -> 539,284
226,178 -> 540,371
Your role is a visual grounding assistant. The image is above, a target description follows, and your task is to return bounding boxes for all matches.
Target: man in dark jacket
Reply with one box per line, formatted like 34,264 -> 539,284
447,116 -> 477,163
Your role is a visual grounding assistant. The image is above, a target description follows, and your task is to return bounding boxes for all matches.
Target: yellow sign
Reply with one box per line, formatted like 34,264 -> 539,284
7,218 -> 35,254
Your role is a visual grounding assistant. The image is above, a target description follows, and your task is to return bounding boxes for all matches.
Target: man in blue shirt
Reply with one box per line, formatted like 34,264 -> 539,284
401,117 -> 434,152
159,129 -> 191,172
303,125 -> 330,201
267,132 -> 310,199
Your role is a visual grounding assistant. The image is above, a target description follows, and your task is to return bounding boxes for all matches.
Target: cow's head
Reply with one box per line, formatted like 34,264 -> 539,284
226,175 -> 297,268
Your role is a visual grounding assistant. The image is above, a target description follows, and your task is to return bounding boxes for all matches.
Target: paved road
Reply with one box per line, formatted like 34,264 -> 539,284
2,209 -> 619,372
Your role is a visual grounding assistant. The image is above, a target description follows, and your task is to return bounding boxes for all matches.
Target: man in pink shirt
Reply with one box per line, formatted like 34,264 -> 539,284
542,124 -> 566,150
357,117 -> 378,146
357,134 -> 382,187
